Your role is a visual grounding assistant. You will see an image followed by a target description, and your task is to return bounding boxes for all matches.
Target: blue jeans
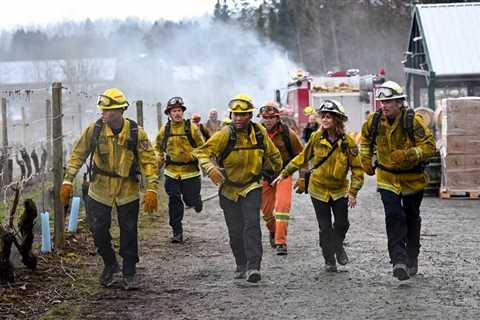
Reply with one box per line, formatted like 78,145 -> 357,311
379,189 -> 423,265
164,176 -> 202,236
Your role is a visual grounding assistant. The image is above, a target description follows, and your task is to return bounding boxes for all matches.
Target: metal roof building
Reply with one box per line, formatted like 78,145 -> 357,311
404,2 -> 480,109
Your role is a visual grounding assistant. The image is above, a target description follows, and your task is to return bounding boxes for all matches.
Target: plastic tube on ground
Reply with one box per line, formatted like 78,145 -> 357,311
67,197 -> 81,233
41,212 -> 51,253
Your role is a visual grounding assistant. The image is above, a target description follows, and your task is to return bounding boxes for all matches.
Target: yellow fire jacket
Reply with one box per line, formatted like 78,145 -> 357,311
360,109 -> 436,195
64,119 -> 158,206
281,131 -> 364,202
155,120 -> 205,180
193,123 -> 283,202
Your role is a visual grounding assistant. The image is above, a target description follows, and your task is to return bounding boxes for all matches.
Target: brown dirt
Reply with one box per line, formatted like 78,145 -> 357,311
3,176 -> 480,319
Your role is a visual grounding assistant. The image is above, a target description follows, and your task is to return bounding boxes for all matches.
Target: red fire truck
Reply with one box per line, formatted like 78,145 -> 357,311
283,69 -> 385,135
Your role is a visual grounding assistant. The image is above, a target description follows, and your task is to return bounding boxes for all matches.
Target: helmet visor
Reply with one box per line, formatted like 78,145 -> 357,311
97,95 -> 129,107
229,99 -> 252,111
376,87 -> 395,99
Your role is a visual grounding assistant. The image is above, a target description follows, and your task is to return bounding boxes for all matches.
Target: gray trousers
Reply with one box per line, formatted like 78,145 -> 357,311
219,188 -> 263,271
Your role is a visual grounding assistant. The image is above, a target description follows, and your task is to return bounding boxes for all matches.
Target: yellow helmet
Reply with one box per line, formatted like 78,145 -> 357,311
97,88 -> 129,110
228,94 -> 255,113
303,106 -> 316,116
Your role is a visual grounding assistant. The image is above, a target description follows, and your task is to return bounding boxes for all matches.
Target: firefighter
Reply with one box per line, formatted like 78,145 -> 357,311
192,94 -> 282,283
279,106 -> 299,134
275,99 -> 364,272
191,113 -> 211,141
258,101 -> 304,255
205,108 -> 222,136
155,97 -> 205,243
360,81 -> 435,281
60,88 -> 158,290
302,114 -> 320,143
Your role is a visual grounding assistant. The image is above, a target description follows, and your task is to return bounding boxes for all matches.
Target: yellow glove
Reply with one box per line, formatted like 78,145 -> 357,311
143,190 -> 158,213
60,183 -> 73,206
207,166 -> 225,186
294,178 -> 306,194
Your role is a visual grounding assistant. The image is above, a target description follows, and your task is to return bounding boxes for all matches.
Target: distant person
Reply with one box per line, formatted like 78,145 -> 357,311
191,113 -> 211,141
360,81 -> 435,281
279,107 -> 299,134
205,108 -> 222,136
60,88 -> 158,290
302,114 -> 319,143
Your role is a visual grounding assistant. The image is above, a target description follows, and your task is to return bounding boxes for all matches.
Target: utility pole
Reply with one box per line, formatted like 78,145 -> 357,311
51,82 -> 64,249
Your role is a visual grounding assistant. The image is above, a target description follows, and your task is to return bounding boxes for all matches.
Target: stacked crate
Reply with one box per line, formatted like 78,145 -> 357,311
437,97 -> 480,199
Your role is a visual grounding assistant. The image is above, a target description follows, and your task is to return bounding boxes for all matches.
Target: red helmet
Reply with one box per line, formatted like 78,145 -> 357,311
258,101 -> 280,117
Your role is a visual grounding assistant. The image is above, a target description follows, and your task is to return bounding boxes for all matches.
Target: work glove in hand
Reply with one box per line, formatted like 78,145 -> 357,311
60,183 -> 73,206
207,166 -> 225,186
143,190 -> 158,213
294,178 -> 306,194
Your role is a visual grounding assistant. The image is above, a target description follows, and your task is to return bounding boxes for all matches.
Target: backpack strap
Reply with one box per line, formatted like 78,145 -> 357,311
311,137 -> 340,171
402,108 -> 416,144
368,111 -> 382,154
184,119 -> 198,148
87,118 -> 104,180
161,120 -> 171,152
218,124 -> 237,168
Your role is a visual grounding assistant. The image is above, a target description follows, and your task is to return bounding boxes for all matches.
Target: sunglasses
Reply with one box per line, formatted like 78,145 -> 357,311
229,100 -> 252,111
97,95 -> 129,107
375,87 -> 395,99
167,96 -> 184,106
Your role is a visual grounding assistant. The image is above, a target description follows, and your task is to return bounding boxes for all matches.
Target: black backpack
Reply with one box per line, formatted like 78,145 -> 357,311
86,118 -> 139,181
218,122 -> 266,167
161,119 -> 198,166
368,108 -> 425,174
368,108 -> 416,154
218,122 -> 267,187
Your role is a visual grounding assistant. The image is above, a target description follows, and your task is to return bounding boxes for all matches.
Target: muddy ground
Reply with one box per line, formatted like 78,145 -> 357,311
4,176 -> 480,319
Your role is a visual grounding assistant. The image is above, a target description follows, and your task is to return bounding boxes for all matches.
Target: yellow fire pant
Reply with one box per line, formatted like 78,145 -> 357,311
261,176 -> 293,245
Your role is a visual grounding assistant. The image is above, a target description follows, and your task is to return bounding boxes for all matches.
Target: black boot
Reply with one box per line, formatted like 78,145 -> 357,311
100,262 -> 120,287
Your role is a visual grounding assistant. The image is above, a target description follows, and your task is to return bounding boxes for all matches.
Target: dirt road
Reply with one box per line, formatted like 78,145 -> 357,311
68,176 -> 480,319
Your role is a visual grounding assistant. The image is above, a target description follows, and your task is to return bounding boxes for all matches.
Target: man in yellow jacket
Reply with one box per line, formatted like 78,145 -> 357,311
193,94 -> 282,283
155,97 -> 205,243
360,81 -> 435,281
60,88 -> 158,290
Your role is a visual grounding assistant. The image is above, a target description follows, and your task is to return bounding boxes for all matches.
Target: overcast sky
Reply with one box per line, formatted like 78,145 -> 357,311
0,0 -> 219,29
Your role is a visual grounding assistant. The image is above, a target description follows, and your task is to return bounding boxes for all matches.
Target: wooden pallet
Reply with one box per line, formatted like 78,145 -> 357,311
440,190 -> 480,199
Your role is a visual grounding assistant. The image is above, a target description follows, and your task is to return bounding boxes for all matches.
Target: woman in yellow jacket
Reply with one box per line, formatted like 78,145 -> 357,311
275,99 -> 364,272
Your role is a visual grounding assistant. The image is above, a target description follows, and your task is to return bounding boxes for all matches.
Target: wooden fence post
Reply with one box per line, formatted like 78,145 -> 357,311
52,82 -> 64,249
136,100 -> 144,127
46,99 -> 52,163
156,102 -> 163,131
1,97 -> 10,187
